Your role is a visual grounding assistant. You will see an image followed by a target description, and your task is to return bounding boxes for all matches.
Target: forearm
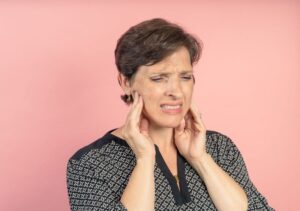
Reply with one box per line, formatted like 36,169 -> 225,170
120,157 -> 155,211
191,153 -> 248,211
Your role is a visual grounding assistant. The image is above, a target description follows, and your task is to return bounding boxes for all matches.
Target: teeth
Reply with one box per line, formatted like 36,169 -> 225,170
161,105 -> 181,110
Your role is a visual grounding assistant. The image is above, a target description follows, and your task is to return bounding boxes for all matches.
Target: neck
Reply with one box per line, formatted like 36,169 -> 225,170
114,123 -> 177,155
147,123 -> 176,154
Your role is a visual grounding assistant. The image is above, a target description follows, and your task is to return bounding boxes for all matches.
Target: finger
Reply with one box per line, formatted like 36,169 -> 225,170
127,92 -> 138,119
122,92 -> 143,139
175,118 -> 185,135
140,116 -> 149,135
131,92 -> 143,120
184,110 -> 193,130
193,108 -> 206,131
126,91 -> 138,116
125,92 -> 139,123
128,91 -> 140,112
131,91 -> 139,107
189,102 -> 201,122
189,102 -> 206,132
128,93 -> 144,129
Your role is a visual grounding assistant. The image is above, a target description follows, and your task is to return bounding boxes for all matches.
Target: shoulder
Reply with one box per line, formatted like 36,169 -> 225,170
206,129 -> 237,149
206,130 -> 242,162
67,129 -> 133,168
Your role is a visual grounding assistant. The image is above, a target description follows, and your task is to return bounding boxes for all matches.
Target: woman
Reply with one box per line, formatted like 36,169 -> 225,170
67,18 -> 274,210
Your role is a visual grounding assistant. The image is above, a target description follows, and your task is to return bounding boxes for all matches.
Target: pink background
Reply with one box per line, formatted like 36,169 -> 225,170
0,1 -> 299,210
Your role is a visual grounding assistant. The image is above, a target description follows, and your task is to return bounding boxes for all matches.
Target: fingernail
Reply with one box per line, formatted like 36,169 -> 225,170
131,91 -> 136,99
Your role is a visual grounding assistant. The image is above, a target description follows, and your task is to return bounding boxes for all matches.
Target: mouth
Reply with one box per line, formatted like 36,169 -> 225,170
160,103 -> 183,114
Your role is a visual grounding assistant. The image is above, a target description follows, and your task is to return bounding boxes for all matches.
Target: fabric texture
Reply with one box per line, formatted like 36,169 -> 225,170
67,129 -> 274,210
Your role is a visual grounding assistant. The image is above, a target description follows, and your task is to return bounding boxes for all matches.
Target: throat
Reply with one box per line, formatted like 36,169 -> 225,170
158,147 -> 178,176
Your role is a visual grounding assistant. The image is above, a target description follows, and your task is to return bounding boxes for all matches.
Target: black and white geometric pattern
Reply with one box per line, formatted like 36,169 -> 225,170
67,129 -> 274,210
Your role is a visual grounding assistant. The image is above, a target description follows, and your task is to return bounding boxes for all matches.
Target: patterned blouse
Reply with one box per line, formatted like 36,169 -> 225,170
67,129 -> 274,210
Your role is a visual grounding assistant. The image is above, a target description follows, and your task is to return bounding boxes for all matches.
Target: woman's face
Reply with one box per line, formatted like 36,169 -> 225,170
130,46 -> 194,128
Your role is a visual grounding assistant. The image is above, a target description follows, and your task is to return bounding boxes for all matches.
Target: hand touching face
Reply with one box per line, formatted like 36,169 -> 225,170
121,91 -> 156,159
174,101 -> 207,163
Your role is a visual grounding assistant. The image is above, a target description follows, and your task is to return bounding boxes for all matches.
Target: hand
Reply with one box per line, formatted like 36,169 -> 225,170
121,91 -> 155,160
174,101 -> 207,164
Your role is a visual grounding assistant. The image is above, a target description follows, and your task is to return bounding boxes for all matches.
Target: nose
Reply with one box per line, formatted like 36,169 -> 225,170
164,77 -> 183,99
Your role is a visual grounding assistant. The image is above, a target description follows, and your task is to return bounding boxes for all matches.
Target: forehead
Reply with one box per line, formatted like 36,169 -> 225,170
138,47 -> 193,75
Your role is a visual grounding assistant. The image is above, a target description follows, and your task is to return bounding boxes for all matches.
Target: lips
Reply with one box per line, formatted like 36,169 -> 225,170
161,104 -> 181,109
160,103 -> 183,114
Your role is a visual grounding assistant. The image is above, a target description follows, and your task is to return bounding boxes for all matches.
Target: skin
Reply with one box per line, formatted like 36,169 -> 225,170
127,47 -> 194,130
114,46 -> 248,211
116,46 -> 194,152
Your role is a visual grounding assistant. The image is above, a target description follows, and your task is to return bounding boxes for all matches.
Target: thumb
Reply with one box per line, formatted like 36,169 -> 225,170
140,117 -> 149,136
175,118 -> 185,136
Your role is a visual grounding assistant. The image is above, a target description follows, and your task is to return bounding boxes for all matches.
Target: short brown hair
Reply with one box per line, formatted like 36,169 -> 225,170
114,18 -> 202,104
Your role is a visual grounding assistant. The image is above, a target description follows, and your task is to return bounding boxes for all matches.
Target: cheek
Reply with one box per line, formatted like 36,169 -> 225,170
140,89 -> 163,114
183,85 -> 193,110
184,84 -> 194,99
142,93 -> 158,111
141,94 -> 160,120
138,85 -> 162,103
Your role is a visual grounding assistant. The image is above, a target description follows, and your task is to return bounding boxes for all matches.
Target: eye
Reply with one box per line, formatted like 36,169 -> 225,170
150,77 -> 165,82
181,75 -> 193,80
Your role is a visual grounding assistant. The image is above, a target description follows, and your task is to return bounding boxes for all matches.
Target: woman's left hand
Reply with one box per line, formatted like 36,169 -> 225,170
174,102 -> 207,164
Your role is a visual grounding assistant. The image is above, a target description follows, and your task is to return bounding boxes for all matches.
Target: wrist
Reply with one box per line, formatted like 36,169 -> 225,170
136,154 -> 156,166
189,152 -> 212,178
188,151 -> 210,165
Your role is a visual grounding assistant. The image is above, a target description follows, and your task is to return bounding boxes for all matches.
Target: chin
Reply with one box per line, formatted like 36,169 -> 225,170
153,117 -> 183,128
143,109 -> 185,128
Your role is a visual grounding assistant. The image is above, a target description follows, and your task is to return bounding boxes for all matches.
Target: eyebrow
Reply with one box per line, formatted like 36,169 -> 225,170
149,70 -> 193,75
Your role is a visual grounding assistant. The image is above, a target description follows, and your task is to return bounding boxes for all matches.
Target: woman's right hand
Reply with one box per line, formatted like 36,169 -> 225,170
121,91 -> 156,161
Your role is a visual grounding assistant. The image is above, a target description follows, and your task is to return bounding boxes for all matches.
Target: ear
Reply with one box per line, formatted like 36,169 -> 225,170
118,73 -> 132,95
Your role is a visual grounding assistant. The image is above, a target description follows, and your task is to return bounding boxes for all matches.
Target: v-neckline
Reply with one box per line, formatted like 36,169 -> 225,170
154,145 -> 191,205
107,129 -> 191,205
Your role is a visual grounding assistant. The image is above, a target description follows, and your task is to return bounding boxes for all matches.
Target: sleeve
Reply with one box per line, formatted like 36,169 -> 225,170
216,134 -> 275,211
66,159 -> 127,211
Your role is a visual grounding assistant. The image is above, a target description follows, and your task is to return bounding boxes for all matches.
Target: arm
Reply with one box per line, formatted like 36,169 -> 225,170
118,91 -> 156,210
175,103 -> 247,210
67,155 -> 155,211
215,134 -> 274,211
189,152 -> 248,211
174,102 -> 273,210
120,156 -> 155,211
67,92 -> 156,210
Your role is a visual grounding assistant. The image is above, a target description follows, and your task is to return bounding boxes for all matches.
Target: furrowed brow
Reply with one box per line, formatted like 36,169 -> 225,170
180,70 -> 194,75
151,70 -> 193,75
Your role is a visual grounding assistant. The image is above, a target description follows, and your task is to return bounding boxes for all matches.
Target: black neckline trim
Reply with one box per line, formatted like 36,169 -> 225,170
106,129 -> 191,205
155,145 -> 191,205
